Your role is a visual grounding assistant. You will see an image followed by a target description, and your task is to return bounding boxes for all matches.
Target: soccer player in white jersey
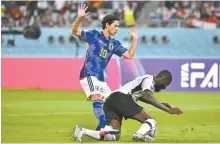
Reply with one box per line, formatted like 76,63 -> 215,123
73,70 -> 183,142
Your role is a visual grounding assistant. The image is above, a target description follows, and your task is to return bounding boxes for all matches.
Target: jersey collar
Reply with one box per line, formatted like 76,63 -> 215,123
101,31 -> 111,41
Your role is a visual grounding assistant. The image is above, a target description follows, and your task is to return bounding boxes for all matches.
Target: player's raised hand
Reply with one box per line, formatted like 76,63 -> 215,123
168,107 -> 183,115
77,4 -> 89,18
128,27 -> 138,40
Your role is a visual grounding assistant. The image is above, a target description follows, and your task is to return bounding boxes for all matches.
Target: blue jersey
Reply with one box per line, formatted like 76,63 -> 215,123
79,29 -> 127,81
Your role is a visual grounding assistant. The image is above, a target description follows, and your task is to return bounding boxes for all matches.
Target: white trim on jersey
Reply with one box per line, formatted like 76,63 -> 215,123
114,75 -> 155,101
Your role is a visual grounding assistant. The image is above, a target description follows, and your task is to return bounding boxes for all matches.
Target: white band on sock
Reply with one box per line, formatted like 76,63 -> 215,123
136,119 -> 157,135
146,119 -> 157,128
104,134 -> 116,141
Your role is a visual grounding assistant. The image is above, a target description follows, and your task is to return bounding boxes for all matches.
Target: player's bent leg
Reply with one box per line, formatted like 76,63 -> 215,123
80,77 -> 119,135
73,125 -> 119,142
73,125 -> 102,142
103,118 -> 122,141
132,119 -> 156,142
73,117 -> 121,142
102,106 -> 123,140
100,119 -> 121,141
90,94 -> 106,128
132,109 -> 156,142
90,95 -> 120,135
80,77 -> 106,128
99,118 -> 120,136
132,109 -> 153,122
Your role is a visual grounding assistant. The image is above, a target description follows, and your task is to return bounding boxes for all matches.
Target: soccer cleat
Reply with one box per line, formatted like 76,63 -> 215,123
73,125 -> 84,142
99,125 -> 120,136
146,127 -> 157,138
132,133 -> 154,142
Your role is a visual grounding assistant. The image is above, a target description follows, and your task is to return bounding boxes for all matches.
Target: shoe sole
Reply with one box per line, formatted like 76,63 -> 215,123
99,129 -> 120,136
132,134 -> 154,142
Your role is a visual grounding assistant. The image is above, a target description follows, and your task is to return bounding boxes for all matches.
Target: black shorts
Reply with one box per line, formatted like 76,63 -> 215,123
103,92 -> 143,125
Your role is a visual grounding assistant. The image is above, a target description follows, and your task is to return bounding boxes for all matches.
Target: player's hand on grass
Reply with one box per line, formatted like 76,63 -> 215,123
168,107 -> 183,115
161,102 -> 172,108
77,4 -> 89,18
128,27 -> 138,40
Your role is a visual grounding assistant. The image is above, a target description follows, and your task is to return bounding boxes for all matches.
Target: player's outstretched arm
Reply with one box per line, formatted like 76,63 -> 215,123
72,4 -> 89,37
139,90 -> 183,115
122,27 -> 138,59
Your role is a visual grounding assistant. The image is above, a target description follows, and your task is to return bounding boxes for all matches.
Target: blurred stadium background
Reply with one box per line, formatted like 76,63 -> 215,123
1,0 -> 220,143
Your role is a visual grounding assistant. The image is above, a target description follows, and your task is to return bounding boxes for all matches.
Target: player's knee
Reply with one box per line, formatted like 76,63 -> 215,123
89,94 -> 103,101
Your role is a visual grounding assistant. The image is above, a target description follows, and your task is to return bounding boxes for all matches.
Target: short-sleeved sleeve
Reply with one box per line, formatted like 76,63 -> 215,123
80,29 -> 96,43
141,76 -> 155,92
114,40 -> 127,57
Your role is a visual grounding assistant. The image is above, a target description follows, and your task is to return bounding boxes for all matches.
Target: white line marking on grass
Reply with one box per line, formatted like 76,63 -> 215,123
3,143 -> 220,144
5,112 -> 92,117
5,106 -> 220,117
183,107 -> 220,110
144,106 -> 220,111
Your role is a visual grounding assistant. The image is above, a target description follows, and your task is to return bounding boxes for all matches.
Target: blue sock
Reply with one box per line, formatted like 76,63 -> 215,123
93,100 -> 106,128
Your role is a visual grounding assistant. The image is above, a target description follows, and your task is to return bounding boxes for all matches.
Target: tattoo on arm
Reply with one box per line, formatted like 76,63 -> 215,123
138,90 -> 169,112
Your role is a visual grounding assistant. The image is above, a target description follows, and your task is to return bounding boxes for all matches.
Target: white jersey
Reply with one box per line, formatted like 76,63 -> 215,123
115,75 -> 155,101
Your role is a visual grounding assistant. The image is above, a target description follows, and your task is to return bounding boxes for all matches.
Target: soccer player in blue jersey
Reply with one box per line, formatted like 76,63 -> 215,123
72,4 -> 138,135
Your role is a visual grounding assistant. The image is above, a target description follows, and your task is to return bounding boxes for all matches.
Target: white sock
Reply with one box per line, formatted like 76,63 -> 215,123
82,128 -> 116,141
104,134 -> 116,141
82,128 -> 101,140
136,119 -> 156,135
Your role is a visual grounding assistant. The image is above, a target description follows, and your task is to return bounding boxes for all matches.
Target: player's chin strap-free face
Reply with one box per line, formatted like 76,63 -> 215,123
154,77 -> 169,92
154,84 -> 166,92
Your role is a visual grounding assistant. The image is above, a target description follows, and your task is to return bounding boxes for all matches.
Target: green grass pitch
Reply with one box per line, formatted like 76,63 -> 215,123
2,89 -> 220,143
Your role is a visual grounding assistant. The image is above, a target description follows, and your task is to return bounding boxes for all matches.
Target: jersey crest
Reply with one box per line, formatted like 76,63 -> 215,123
109,43 -> 113,50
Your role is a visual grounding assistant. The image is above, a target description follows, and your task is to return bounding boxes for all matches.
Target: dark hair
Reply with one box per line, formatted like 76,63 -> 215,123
156,70 -> 172,84
101,14 -> 119,30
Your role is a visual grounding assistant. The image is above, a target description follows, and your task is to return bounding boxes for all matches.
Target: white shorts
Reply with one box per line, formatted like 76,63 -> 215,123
80,76 -> 111,103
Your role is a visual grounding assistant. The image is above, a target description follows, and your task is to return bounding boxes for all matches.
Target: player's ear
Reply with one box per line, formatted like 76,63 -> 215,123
161,78 -> 167,85
162,78 -> 169,86
106,23 -> 109,28
160,78 -> 164,84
